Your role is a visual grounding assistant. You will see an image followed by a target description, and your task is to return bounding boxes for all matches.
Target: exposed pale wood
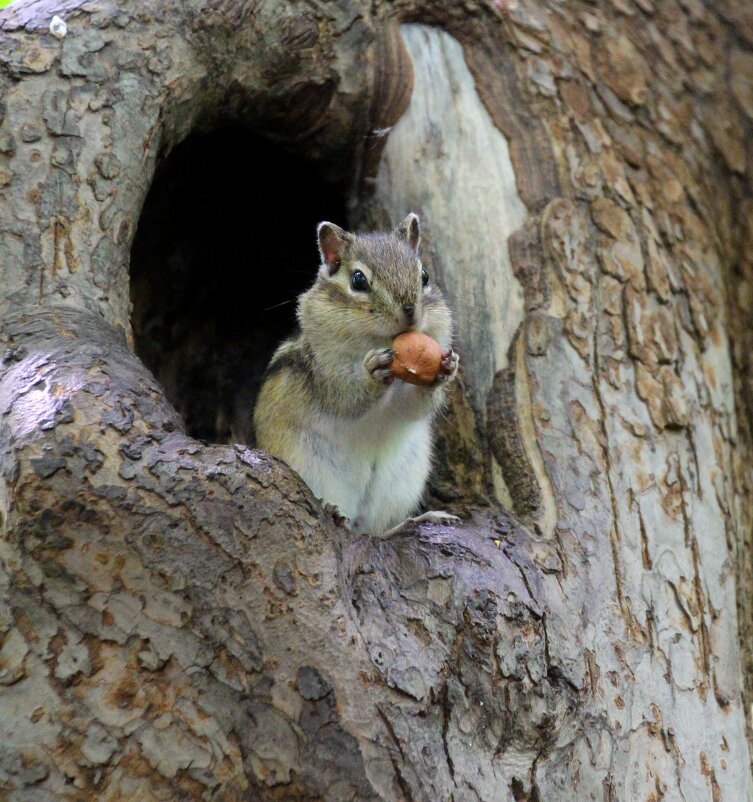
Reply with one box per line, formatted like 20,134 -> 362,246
362,26 -> 528,508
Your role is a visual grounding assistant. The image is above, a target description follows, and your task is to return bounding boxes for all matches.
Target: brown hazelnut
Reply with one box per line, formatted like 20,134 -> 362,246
391,331 -> 443,386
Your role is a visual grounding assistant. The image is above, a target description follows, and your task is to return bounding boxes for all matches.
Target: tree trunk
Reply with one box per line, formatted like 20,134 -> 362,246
1,1 -> 752,800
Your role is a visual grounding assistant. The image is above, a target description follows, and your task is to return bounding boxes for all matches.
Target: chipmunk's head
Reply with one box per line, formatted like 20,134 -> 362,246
300,214 -> 452,346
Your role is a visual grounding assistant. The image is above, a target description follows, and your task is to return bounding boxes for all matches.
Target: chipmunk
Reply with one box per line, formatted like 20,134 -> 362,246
253,214 -> 460,535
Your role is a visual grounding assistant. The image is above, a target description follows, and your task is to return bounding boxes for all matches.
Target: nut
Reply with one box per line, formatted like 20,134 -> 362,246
391,332 -> 443,386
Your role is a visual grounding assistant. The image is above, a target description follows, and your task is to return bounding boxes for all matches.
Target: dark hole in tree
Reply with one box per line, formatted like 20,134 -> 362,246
130,127 -> 347,445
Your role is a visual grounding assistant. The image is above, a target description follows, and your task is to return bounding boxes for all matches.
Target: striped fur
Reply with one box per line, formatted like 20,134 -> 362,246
253,216 -> 457,534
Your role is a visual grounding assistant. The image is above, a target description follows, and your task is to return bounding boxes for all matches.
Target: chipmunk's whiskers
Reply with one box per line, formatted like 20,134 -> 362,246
264,298 -> 298,311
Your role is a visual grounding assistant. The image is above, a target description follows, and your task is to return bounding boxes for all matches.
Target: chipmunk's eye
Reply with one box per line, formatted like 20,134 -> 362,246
421,267 -> 429,287
351,270 -> 369,292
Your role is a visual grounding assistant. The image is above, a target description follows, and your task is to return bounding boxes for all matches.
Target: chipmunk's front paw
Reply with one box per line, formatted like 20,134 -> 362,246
364,347 -> 395,385
436,350 -> 460,383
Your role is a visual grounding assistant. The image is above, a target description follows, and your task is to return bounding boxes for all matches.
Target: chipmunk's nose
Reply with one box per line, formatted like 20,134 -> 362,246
403,304 -> 416,324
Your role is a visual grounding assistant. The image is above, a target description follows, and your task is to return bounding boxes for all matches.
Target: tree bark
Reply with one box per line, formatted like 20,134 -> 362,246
1,1 -> 752,800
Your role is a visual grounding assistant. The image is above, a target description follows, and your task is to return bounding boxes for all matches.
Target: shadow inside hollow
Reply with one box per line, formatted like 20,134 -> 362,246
130,126 -> 347,445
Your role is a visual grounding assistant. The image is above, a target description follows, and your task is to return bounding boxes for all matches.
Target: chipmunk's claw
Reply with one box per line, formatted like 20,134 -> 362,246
383,510 -> 462,536
412,510 -> 461,527
364,348 -> 395,385
436,350 -> 459,382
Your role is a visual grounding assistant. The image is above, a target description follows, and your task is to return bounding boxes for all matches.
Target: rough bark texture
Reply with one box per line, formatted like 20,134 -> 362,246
1,1 -> 752,801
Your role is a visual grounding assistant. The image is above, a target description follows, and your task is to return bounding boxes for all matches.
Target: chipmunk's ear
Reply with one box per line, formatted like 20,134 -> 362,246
317,222 -> 350,276
395,213 -> 420,251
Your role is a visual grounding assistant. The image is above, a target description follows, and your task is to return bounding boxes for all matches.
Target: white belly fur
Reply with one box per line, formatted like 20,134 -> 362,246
291,383 -> 433,534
